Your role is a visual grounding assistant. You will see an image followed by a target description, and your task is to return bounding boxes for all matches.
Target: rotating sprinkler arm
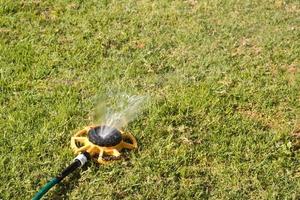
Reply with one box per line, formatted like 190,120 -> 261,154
32,152 -> 90,200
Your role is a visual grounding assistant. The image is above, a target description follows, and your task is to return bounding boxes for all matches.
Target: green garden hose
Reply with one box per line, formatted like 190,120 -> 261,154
32,153 -> 90,200
32,178 -> 59,200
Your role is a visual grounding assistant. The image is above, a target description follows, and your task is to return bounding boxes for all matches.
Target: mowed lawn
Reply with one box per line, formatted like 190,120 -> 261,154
0,0 -> 299,199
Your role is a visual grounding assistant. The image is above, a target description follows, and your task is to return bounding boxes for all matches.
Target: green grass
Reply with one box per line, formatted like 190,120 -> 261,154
1,0 -> 300,199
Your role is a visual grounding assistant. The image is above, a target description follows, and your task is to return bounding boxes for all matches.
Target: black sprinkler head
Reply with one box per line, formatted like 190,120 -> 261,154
88,126 -> 123,147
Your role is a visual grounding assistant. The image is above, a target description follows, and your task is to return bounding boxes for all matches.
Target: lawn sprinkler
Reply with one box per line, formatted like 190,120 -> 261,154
32,125 -> 137,200
71,125 -> 137,164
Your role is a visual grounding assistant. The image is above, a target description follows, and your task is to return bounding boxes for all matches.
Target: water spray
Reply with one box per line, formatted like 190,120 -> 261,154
32,95 -> 146,200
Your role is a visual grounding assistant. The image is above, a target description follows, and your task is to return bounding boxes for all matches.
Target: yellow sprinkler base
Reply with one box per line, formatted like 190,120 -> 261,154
71,125 -> 137,164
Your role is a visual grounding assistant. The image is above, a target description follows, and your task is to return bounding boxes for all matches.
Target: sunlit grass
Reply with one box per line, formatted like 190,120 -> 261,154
0,0 -> 299,199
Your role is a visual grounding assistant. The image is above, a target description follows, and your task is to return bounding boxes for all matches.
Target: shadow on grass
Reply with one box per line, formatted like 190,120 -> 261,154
46,171 -> 80,200
47,163 -> 91,200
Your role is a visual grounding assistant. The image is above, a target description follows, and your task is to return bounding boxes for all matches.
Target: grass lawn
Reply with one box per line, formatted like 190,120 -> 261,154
1,0 -> 300,199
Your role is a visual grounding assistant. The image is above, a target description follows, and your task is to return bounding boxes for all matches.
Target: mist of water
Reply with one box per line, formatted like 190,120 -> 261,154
95,94 -> 149,137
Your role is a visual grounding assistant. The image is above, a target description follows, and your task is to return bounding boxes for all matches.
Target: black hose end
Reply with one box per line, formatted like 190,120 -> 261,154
82,152 -> 91,160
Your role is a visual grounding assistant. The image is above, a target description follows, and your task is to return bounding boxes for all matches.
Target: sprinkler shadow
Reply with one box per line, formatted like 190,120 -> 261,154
47,172 -> 80,200
47,164 -> 91,200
